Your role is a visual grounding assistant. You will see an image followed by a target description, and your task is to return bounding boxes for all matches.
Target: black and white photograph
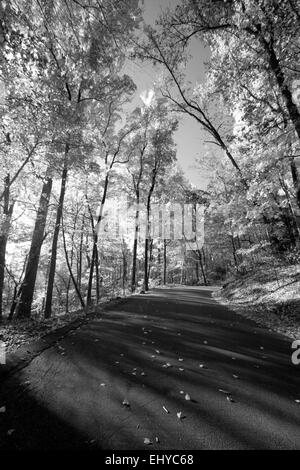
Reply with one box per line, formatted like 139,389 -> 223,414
0,0 -> 300,455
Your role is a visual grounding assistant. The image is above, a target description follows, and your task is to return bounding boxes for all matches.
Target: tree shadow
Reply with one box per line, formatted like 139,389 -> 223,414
0,287 -> 300,450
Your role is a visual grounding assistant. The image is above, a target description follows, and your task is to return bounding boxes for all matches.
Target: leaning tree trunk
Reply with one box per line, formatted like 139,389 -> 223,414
44,156 -> 68,319
266,40 -> 300,205
15,174 -> 53,319
0,175 -> 14,321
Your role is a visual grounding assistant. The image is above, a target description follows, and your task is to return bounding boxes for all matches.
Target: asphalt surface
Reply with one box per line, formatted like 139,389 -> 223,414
0,286 -> 300,450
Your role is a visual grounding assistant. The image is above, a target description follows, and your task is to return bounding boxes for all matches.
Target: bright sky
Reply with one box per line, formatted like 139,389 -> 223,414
125,0 -> 212,189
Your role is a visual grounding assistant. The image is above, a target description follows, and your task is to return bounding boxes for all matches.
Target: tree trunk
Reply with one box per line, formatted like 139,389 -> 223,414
77,214 -> 84,291
15,174 -> 52,319
0,174 -> 14,321
87,173 -> 109,306
44,152 -> 68,319
267,41 -> 300,141
61,213 -> 85,310
198,250 -> 207,286
131,190 -> 140,292
290,158 -> 300,210
144,170 -> 157,291
163,239 -> 167,285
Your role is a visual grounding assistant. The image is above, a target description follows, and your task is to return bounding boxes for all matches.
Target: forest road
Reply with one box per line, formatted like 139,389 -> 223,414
0,286 -> 300,450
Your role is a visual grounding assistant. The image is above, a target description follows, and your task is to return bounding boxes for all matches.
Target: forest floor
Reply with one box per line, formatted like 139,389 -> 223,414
215,263 -> 300,340
0,296 -> 126,354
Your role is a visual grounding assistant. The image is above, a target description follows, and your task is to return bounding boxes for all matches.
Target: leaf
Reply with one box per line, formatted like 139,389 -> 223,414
295,399 -> 300,404
100,383 -> 106,387
122,399 -> 130,407
155,436 -> 159,443
203,340 -> 208,345
155,350 -> 160,354
177,411 -> 183,419
232,375 -> 239,379
180,391 -> 184,394
199,364 -> 205,368
0,406 -> 6,413
162,362 -> 172,368
226,396 -> 235,403
179,367 -> 184,372
185,393 -> 191,401
219,389 -> 230,394
144,438 -> 152,445
178,358 -> 183,362
7,429 -> 15,436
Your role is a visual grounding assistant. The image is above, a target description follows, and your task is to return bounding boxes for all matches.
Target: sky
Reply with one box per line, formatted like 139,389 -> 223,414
124,0 -> 212,189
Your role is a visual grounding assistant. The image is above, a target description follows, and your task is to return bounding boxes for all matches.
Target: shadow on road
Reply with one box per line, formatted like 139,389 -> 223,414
0,287 -> 299,450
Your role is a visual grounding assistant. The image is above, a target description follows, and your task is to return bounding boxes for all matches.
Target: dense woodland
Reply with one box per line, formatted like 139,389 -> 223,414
0,0 -> 299,322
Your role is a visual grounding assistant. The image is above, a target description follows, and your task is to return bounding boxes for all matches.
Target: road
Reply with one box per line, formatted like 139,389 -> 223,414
0,286 -> 300,450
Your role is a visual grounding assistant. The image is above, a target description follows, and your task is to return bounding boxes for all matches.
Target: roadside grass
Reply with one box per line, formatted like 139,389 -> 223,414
215,263 -> 300,339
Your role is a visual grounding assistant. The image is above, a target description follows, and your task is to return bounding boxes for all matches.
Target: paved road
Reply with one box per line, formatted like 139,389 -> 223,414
0,287 -> 300,450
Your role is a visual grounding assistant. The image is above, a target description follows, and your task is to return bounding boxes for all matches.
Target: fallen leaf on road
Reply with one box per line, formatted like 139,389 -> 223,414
185,394 -> 191,401
179,368 -> 184,372
233,375 -> 239,379
0,406 -> 6,413
219,389 -> 230,394
199,364 -> 205,368
260,346 -> 264,350
177,411 -> 184,419
203,341 -> 208,345
295,400 -> 300,404
144,438 -> 152,445
180,391 -> 184,394
162,363 -> 172,368
155,437 -> 159,443
155,350 -> 160,354
7,429 -> 15,436
122,399 -> 130,407
141,372 -> 146,376
178,358 -> 183,362
226,396 -> 235,403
